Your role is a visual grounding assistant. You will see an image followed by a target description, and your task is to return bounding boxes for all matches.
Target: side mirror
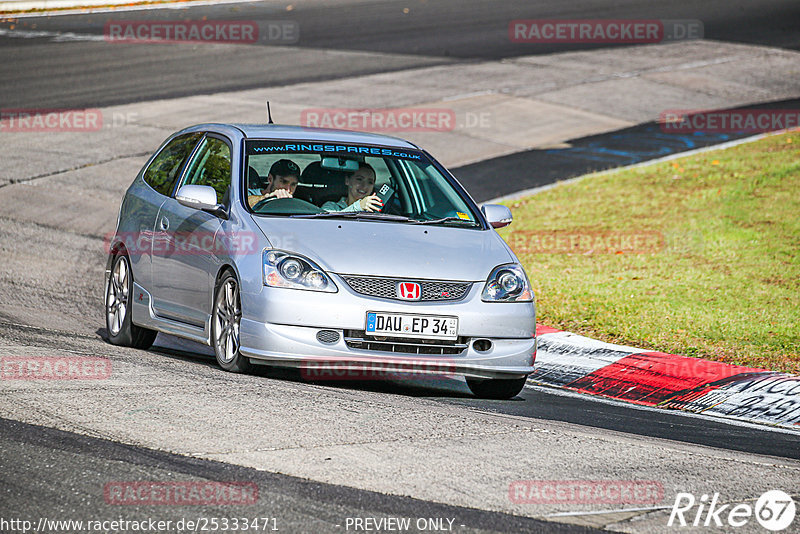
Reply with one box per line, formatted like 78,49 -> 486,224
176,184 -> 227,218
481,204 -> 513,229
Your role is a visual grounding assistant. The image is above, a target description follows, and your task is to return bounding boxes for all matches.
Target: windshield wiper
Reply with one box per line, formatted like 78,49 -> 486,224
289,213 -> 479,226
291,212 -> 413,222
414,217 -> 480,226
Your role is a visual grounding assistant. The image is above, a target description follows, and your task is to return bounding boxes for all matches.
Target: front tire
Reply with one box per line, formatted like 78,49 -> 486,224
466,376 -> 527,399
212,271 -> 251,373
105,254 -> 157,350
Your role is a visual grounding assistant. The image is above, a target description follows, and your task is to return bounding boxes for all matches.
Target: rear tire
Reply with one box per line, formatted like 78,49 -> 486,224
212,271 -> 251,373
105,254 -> 157,350
466,376 -> 527,399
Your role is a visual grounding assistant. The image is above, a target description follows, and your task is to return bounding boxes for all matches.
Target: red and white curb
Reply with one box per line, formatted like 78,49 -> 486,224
531,325 -> 800,430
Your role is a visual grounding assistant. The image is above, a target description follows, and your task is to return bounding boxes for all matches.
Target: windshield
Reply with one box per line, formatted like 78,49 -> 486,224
243,140 -> 481,226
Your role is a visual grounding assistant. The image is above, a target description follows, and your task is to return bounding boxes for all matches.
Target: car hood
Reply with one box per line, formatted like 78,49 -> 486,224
251,216 -> 516,281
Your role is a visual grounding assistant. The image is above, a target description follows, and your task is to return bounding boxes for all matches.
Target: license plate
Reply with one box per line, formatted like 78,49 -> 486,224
366,312 -> 458,340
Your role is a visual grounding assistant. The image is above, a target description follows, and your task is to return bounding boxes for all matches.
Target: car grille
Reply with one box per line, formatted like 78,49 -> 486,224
340,276 -> 471,302
344,330 -> 468,355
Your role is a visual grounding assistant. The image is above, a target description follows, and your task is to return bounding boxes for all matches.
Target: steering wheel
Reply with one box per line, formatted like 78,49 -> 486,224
252,197 -> 324,214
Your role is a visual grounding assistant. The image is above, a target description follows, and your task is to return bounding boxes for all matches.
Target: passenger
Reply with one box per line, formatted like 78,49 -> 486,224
321,162 -> 382,212
248,159 -> 301,208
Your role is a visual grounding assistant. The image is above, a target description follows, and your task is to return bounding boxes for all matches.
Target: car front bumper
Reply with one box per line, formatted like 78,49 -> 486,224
239,278 -> 536,380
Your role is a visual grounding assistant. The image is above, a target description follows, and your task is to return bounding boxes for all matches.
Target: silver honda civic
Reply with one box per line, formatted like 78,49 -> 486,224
104,123 -> 536,399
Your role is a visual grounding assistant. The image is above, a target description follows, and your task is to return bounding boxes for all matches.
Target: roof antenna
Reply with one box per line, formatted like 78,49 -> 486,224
266,100 -> 274,124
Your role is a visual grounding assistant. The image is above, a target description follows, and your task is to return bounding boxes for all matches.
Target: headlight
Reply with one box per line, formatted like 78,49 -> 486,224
263,250 -> 337,293
481,264 -> 533,302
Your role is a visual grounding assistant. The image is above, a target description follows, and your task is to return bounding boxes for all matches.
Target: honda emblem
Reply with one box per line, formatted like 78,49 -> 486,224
397,282 -> 421,300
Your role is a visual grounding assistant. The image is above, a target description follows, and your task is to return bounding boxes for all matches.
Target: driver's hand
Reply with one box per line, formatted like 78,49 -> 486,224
359,194 -> 383,212
264,188 -> 292,200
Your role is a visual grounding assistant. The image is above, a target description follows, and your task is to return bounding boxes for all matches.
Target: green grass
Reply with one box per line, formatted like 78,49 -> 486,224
499,132 -> 800,374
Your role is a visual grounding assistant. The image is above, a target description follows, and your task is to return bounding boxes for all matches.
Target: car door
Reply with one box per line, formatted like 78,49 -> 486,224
131,131 -> 203,292
150,134 -> 232,327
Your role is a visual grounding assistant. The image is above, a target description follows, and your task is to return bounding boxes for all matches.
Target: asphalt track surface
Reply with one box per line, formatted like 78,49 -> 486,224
126,337 -> 800,462
0,418 -> 595,534
1,0 -> 800,531
1,325 -> 797,532
255,370 -> 800,462
0,0 -> 799,108
455,97 -> 800,200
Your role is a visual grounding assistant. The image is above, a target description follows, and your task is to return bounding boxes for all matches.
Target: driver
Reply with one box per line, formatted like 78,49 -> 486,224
247,159 -> 301,208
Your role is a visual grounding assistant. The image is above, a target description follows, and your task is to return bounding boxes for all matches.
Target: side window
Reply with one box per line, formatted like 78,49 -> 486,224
143,132 -> 202,196
181,137 -> 232,204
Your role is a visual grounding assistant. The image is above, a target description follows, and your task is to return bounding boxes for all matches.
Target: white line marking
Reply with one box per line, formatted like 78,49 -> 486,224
0,27 -> 104,41
545,505 -> 672,517
1,0 -> 268,18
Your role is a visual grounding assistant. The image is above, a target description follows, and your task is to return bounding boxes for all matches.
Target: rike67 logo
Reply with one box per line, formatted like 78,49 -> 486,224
669,490 -> 796,531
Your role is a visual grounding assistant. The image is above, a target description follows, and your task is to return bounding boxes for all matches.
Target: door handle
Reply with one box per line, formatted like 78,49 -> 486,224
160,216 -> 169,231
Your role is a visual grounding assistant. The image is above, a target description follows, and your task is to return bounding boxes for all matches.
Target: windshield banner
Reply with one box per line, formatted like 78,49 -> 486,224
246,141 -> 422,160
